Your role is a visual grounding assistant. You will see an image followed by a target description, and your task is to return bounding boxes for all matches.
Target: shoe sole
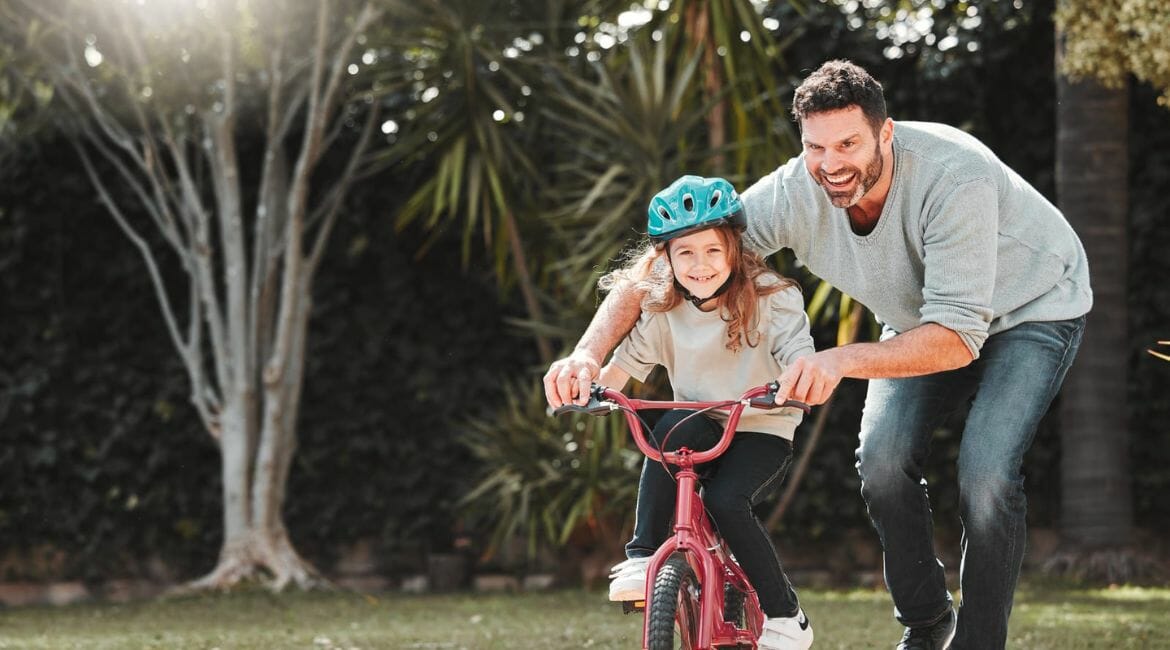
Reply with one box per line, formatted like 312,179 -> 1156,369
758,633 -> 813,650
608,587 -> 645,601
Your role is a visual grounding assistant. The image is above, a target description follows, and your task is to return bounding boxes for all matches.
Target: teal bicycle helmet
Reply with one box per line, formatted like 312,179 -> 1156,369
647,175 -> 746,243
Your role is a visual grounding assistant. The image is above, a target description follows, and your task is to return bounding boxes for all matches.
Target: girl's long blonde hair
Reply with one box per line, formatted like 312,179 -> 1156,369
599,225 -> 796,352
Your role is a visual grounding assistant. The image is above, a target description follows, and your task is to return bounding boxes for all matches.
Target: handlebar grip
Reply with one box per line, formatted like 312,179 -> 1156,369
779,399 -> 812,414
552,399 -> 613,417
748,396 -> 811,413
748,380 -> 812,413
551,385 -> 613,417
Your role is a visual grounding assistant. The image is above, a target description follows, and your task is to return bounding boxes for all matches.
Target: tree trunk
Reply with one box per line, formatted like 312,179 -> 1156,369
1050,16 -> 1138,580
184,308 -> 323,592
184,524 -> 321,592
220,396 -> 253,553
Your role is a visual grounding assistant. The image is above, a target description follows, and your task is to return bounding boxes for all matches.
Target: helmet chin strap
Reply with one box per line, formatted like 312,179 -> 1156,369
674,273 -> 734,309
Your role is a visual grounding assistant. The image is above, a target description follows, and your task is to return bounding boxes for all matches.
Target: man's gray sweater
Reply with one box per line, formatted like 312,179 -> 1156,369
740,121 -> 1092,358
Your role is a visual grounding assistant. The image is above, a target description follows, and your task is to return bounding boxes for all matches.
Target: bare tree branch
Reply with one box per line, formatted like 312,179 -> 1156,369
105,8 -> 191,256
306,102 -> 379,276
206,22 -> 249,389
267,1 -> 331,385
65,105 -> 189,257
252,18 -> 295,371
163,124 -> 230,393
71,141 -> 229,438
53,45 -> 142,158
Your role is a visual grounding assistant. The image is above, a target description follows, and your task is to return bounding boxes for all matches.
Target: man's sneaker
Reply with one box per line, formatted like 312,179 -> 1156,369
897,608 -> 956,650
607,557 -> 650,601
758,608 -> 813,650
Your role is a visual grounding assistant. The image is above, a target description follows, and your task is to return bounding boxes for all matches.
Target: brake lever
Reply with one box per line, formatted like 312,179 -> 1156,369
748,380 -> 811,414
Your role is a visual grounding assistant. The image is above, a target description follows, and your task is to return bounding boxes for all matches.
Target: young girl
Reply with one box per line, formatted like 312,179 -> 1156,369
595,175 -> 815,650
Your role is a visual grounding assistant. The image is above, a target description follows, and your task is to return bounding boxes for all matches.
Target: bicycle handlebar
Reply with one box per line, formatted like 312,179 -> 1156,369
552,382 -> 810,467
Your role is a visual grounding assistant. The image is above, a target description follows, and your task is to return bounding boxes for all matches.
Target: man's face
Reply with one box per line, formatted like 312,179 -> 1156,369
800,106 -> 885,209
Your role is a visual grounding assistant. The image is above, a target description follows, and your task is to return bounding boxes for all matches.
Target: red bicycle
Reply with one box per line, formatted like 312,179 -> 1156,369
555,382 -> 809,650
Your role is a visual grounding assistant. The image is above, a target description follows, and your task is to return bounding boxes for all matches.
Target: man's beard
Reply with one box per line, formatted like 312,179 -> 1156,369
818,142 -> 883,208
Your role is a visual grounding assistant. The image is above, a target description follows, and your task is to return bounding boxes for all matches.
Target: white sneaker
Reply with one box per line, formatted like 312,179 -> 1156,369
758,608 -> 813,650
607,557 -> 650,601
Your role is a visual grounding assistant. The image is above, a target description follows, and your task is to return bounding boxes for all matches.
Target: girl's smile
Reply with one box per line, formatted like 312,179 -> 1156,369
668,228 -> 731,309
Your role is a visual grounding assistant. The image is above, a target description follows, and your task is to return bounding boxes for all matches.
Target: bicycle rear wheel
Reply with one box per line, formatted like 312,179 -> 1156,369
647,553 -> 701,650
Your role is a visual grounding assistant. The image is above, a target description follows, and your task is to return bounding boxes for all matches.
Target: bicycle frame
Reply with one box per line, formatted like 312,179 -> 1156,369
593,383 -> 789,649
644,456 -> 763,648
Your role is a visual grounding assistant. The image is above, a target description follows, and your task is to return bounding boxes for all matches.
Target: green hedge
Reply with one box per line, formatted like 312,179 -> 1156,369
0,144 -> 535,581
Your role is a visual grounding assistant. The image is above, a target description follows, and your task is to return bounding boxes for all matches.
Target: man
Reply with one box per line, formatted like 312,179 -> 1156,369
544,60 -> 1090,650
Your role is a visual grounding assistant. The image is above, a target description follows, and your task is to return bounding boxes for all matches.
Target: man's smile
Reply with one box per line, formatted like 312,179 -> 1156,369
821,170 -> 857,188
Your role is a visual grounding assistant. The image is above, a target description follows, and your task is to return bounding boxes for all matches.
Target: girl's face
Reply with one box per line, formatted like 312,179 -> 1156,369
668,228 -> 731,302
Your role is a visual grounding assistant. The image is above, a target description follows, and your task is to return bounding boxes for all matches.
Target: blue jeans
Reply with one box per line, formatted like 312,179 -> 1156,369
626,409 -> 800,617
855,316 -> 1085,650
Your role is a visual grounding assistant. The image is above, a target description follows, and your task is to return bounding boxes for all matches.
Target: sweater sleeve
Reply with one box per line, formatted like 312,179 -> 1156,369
740,167 -> 792,258
611,311 -> 663,382
919,180 -> 997,357
768,286 -> 816,366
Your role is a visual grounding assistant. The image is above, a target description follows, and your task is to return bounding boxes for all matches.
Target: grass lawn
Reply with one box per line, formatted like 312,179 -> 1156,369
0,582 -> 1167,649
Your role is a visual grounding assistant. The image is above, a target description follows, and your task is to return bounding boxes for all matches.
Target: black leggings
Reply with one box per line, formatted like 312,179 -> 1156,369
624,409 -> 800,617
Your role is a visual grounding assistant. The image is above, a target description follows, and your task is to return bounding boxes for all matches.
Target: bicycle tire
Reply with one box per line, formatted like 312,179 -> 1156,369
647,553 -> 701,650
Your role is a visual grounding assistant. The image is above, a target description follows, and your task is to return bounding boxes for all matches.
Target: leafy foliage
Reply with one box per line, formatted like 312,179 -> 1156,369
543,38 -> 723,301
459,382 -> 640,559
287,206 -> 540,566
0,144 -> 220,580
1056,0 -> 1170,106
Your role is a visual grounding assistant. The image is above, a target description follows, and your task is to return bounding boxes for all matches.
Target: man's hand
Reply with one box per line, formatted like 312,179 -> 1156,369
775,351 -> 845,407
773,324 -> 975,406
543,352 -> 602,408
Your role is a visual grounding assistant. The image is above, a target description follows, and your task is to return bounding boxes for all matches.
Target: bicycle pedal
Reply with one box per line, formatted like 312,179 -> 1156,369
620,600 -> 645,614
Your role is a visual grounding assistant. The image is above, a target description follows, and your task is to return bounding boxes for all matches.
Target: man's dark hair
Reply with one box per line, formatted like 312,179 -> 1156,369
792,60 -> 887,133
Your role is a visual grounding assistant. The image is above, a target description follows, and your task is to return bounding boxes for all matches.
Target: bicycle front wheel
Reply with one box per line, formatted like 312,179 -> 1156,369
647,553 -> 701,650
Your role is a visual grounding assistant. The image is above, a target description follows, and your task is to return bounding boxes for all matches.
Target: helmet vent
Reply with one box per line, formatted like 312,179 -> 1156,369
683,193 -> 694,212
658,207 -> 672,221
709,190 -> 721,207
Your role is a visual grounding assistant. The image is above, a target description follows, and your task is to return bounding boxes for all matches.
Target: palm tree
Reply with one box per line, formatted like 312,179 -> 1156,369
380,1 -> 807,359
667,0 -> 801,174
543,2 -> 804,313
378,0 -> 629,365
